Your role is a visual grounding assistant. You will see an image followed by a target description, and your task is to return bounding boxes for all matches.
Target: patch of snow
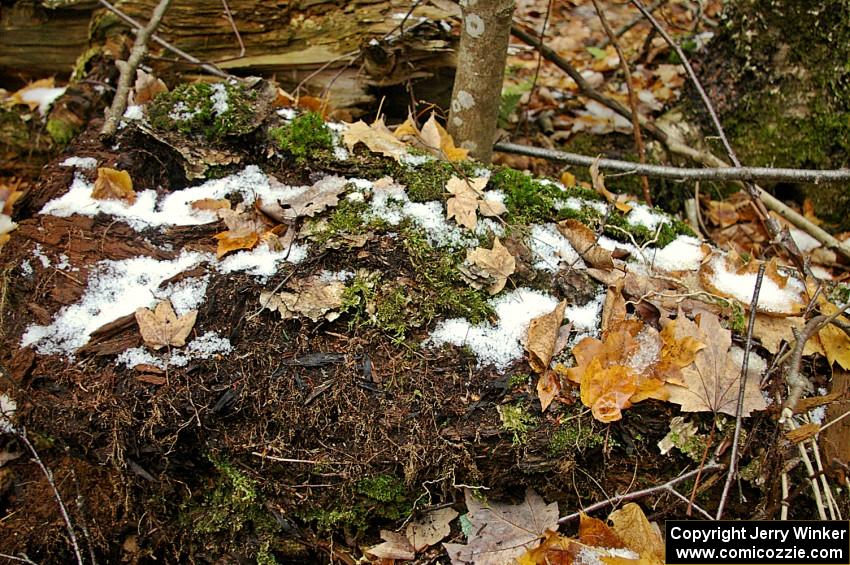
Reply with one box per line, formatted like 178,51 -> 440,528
33,244 -> 51,268
644,235 -> 705,272
707,254 -> 806,314
116,347 -> 163,369
55,253 -> 71,271
276,107 -> 297,120
158,275 -> 209,316
123,105 -> 143,120
428,288 -> 560,369
554,196 -> 608,215
789,227 -> 821,253
210,83 -> 229,116
21,251 -> 211,356
117,331 -> 233,369
527,223 -> 584,272
60,156 -> 97,170
565,292 -> 604,333
20,260 -> 33,277
21,86 -> 66,116
626,202 -> 668,231
399,153 -> 432,167
318,270 -> 355,283
169,100 -> 202,122
217,242 -> 308,279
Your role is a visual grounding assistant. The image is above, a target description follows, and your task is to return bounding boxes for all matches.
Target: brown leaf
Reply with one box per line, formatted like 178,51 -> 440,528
527,300 -> 567,373
135,300 -> 197,350
665,312 -> 767,416
590,159 -> 631,213
260,176 -> 347,222
446,175 -> 490,229
260,277 -> 346,322
342,117 -> 410,161
367,530 -> 416,560
578,513 -> 624,549
405,507 -> 458,552
817,300 -> 850,370
557,219 -> 614,269
132,69 -> 168,105
444,488 -> 559,565
93,167 -> 135,204
458,237 -> 516,294
419,113 -> 469,161
214,229 -> 260,258
537,370 -> 561,412
191,198 -> 231,212
581,360 -> 637,422
608,504 -> 665,564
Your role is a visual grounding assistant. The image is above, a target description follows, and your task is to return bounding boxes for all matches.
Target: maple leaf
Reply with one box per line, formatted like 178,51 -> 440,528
135,300 -> 197,350
213,206 -> 269,258
445,175 -> 505,229
92,167 -> 136,204
665,312 -> 767,416
420,113 -> 469,161
260,277 -> 346,322
341,117 -> 410,161
259,176 -> 347,222
369,507 -> 458,559
367,530 -> 416,560
579,513 -> 625,549
527,300 -> 567,373
444,488 -> 559,565
457,237 -> 516,294
816,299 -> 850,370
608,504 -> 665,565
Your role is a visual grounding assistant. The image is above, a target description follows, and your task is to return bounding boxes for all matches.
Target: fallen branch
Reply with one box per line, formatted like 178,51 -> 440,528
557,462 -> 724,523
493,142 -> 850,183
96,0 -> 230,80
101,0 -> 174,139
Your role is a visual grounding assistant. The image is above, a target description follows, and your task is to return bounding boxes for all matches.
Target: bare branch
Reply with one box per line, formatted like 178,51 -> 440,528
101,0 -> 174,139
596,0 -> 667,49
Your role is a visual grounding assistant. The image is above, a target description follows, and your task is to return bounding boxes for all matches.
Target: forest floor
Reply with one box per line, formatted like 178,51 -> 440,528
1,1 -> 849,564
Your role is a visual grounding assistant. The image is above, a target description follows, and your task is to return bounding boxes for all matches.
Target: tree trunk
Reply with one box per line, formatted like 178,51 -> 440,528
447,0 -> 514,164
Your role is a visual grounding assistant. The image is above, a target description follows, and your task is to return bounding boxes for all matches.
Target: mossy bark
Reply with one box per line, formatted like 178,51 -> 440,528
698,0 -> 850,229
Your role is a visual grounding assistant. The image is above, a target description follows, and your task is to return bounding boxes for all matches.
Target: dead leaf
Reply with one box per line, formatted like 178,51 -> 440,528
214,206 -> 271,257
785,422 -> 821,444
405,507 -> 459,552
93,167 -> 136,204
444,488 -> 559,565
536,370 -> 561,412
191,198 -> 231,212
135,300 -> 197,350
657,416 -> 699,455
665,312 -> 767,416
817,300 -> 850,370
445,175 -> 490,229
420,113 -> 468,161
260,176 -> 347,222
590,159 -> 631,213
557,219 -> 614,269
458,237 -> 516,294
608,504 -> 665,564
260,277 -> 346,322
579,513 -> 624,548
215,230 -> 260,258
753,314 -> 824,356
342,117 -> 410,161
527,300 -> 567,373
367,530 -> 416,560
132,69 -> 168,105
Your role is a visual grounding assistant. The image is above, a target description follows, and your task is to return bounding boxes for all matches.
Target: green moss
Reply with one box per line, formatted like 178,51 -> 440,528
148,81 -> 257,141
187,457 -> 265,536
508,373 -> 531,389
831,283 -> 850,305
302,475 -> 411,535
387,159 -> 486,203
269,111 -> 334,164
549,421 -> 604,455
602,211 -> 695,248
46,118 -> 76,145
311,198 -> 369,245
356,474 -> 407,503
498,403 -> 538,446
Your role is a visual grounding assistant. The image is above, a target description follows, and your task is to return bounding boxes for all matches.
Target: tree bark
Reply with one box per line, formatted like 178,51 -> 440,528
448,0 -> 514,164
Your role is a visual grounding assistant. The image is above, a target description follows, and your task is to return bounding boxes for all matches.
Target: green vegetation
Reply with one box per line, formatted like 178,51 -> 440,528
148,81 -> 257,141
387,159 -> 486,202
508,373 -> 531,389
46,118 -> 76,145
498,403 -> 538,446
549,421 -> 604,456
269,111 -> 334,164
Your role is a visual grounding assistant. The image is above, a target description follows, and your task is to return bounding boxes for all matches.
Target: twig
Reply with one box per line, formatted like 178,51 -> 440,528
515,0 -> 554,137
557,462 -> 724,523
18,429 -> 83,565
96,0 -> 230,79
779,303 -> 850,423
716,263 -> 764,519
493,141 -> 850,261
219,0 -> 245,59
596,0 -> 667,49
592,0 -> 651,205
0,554 -> 39,565
493,142 -> 850,183
101,0 -> 174,139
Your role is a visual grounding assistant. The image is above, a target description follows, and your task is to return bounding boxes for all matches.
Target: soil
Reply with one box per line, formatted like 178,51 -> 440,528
0,109 -> 832,565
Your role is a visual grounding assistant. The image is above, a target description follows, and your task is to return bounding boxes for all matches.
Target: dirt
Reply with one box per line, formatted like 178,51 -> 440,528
0,107 -> 828,565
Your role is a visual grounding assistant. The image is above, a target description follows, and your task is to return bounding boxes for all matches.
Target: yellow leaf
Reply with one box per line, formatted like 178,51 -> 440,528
608,504 -> 665,564
421,113 -> 468,161
536,370 -> 561,412
458,237 -> 516,294
818,300 -> 850,370
581,359 -> 636,422
92,167 -> 135,204
214,229 -> 260,258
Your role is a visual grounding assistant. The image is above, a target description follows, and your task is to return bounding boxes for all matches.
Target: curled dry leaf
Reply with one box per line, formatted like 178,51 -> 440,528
214,206 -> 272,258
93,167 -> 136,204
536,370 -> 561,413
458,237 -> 516,295
260,277 -> 346,322
405,507 -> 458,552
608,503 -> 665,565
419,113 -> 468,162
367,530 -> 416,561
590,158 -> 631,213
132,69 -> 168,105
135,299 -> 197,350
445,175 -> 506,230
557,219 -> 613,269
526,300 -> 567,373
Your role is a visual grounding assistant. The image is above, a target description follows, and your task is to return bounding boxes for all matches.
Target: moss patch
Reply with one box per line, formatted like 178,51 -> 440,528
498,402 -> 538,446
148,81 -> 258,141
269,112 -> 334,164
